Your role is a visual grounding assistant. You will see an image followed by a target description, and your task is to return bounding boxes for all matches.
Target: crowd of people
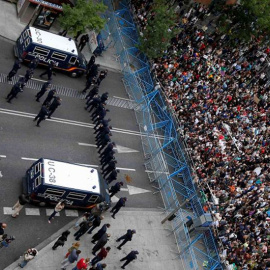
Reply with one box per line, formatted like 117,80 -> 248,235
131,0 -> 270,269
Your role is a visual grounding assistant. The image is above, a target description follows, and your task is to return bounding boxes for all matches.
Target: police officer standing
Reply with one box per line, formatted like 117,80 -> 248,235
42,89 -> 57,106
40,62 -> 55,80
7,58 -> 22,81
94,118 -> 111,132
87,55 -> 96,71
24,68 -> 34,84
109,181 -> 123,198
48,97 -> 62,119
96,70 -> 108,86
29,57 -> 39,70
36,80 -> 52,102
102,159 -> 117,179
6,82 -> 22,103
110,197 -> 127,219
78,34 -> 89,51
33,105 -> 49,127
106,169 -> 120,184
86,85 -> 99,102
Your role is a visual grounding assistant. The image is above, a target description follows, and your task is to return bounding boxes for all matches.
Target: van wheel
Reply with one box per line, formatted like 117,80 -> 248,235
39,202 -> 47,207
69,71 -> 82,78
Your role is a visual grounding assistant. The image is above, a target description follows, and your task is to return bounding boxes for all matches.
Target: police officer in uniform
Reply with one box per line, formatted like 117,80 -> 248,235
109,181 -> 123,198
106,169 -> 120,184
48,96 -> 62,119
33,105 -> 49,127
6,82 -> 22,103
36,80 -> 52,102
7,59 -> 22,81
42,89 -> 56,106
40,62 -> 55,80
96,70 -> 108,86
85,86 -> 99,102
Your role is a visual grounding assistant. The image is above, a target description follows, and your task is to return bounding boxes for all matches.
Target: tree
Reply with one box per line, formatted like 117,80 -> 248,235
138,0 -> 178,59
58,0 -> 107,36
212,0 -> 270,43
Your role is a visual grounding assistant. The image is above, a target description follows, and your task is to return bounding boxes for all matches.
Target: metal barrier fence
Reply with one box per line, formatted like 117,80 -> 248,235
101,1 -> 223,269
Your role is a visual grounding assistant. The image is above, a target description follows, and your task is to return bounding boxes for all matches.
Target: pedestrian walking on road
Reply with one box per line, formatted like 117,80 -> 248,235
33,105 -> 49,127
6,82 -> 22,103
48,201 -> 65,223
96,70 -> 108,86
74,220 -> 92,241
61,249 -> 81,270
99,142 -> 115,156
92,224 -> 110,244
88,215 -> 104,235
85,86 -> 99,102
94,118 -> 111,132
18,248 -> 38,268
11,194 -> 29,218
106,169 -> 120,184
52,230 -> 70,250
91,247 -> 110,266
116,229 -> 136,250
42,89 -> 56,106
7,59 -> 22,81
102,160 -> 117,178
109,182 -> 123,198
48,96 -> 62,118
120,250 -> 139,269
92,233 -> 110,256
36,80 -> 52,102
72,257 -> 90,270
110,197 -> 127,219
78,34 -> 89,51
40,62 -> 55,80
0,223 -> 7,240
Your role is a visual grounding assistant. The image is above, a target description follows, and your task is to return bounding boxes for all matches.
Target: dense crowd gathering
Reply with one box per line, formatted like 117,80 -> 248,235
131,0 -> 270,269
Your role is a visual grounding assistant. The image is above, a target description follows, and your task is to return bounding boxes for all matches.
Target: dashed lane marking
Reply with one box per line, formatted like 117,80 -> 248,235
0,155 -> 7,158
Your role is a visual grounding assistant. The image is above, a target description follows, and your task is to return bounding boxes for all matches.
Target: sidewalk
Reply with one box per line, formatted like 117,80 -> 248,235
0,1 -> 121,72
4,209 -> 183,270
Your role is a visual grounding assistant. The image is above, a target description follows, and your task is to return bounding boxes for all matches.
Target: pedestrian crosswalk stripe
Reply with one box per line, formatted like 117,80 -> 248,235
65,210 -> 79,217
0,73 -> 142,110
25,208 -> 40,216
3,207 -> 13,215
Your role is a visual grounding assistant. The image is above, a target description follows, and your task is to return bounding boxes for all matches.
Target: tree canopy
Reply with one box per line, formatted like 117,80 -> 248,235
58,0 -> 107,36
213,0 -> 270,43
138,0 -> 178,59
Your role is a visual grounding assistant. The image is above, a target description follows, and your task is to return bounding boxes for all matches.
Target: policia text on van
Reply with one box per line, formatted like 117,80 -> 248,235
23,158 -> 110,209
15,26 -> 87,78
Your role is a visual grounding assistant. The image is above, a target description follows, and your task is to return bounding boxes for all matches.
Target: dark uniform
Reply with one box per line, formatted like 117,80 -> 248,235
86,86 -> 99,102
92,233 -> 109,256
109,181 -> 123,198
102,160 -> 117,178
96,126 -> 112,140
100,92 -> 109,103
120,250 -> 139,269
40,62 -> 55,80
42,89 -> 56,106
48,97 -> 61,118
36,81 -> 52,102
6,82 -> 22,103
85,96 -> 101,112
78,34 -> 89,51
106,169 -> 119,184
116,229 -> 136,250
110,197 -> 127,219
97,133 -> 112,152
29,58 -> 39,70
88,215 -> 102,234
94,118 -> 111,131
34,106 -> 49,127
91,224 -> 110,244
18,77 -> 27,90
93,108 -> 109,124
87,55 -> 96,70
24,69 -> 34,84
74,221 -> 92,241
7,59 -> 22,81
92,105 -> 107,120
99,142 -> 115,156
100,150 -> 115,166
96,70 -> 108,86
52,230 -> 70,250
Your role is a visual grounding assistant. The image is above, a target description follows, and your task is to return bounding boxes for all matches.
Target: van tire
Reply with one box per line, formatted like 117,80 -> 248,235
39,202 -> 47,207
69,71 -> 82,78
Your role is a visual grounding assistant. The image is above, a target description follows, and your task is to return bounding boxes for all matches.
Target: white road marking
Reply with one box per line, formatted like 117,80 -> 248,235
0,108 -> 166,139
0,171 -> 2,178
31,77 -> 47,82
3,207 -> 13,215
65,210 -> 79,217
78,143 -> 97,147
0,155 -> 7,158
25,208 -> 40,216
110,195 -> 119,203
21,157 -> 38,161
116,145 -> 139,153
120,188 -> 129,192
113,96 -> 131,101
116,167 -> 136,171
126,184 -> 151,195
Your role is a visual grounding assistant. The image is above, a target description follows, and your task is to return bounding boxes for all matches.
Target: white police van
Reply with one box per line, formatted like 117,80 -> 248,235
15,26 -> 87,77
23,158 -> 110,210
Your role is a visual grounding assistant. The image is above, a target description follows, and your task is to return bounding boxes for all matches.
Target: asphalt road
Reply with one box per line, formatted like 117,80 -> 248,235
0,38 -> 162,267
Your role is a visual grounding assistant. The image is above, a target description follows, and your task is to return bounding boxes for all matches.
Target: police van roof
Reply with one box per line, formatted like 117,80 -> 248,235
43,159 -> 100,193
29,27 -> 78,55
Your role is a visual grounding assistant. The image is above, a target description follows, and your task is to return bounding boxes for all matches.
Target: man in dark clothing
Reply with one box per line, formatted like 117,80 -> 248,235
48,97 -> 61,118
92,233 -> 110,256
52,230 -> 70,250
36,80 -> 52,102
18,77 -> 27,90
88,215 -> 104,235
33,105 -> 49,127
96,70 -> 108,86
120,250 -> 139,269
6,82 -> 22,103
91,247 -> 110,266
93,109 -> 109,125
74,221 -> 92,241
106,169 -> 120,184
78,34 -> 89,51
110,197 -> 127,219
91,103 -> 105,119
109,182 -> 123,198
91,224 -> 110,244
7,59 -> 22,81
24,68 -> 34,84
94,118 -> 111,132
40,62 -> 55,80
100,150 -> 115,167
99,142 -> 115,156
87,55 -> 96,70
85,96 -> 102,112
82,76 -> 97,94
100,92 -> 109,103
86,86 -> 99,101
0,223 -> 7,238
96,125 -> 112,140
116,229 -> 136,250
102,160 -> 117,178
29,58 -> 39,70
12,194 -> 30,218
42,89 -> 56,106
87,64 -> 99,80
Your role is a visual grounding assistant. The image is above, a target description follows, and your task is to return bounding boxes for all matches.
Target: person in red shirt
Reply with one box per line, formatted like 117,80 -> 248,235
90,246 -> 111,266
72,258 -> 90,270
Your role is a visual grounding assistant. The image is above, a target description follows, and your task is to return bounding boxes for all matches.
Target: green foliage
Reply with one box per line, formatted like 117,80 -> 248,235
214,0 -> 270,43
58,0 -> 107,36
138,0 -> 178,59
